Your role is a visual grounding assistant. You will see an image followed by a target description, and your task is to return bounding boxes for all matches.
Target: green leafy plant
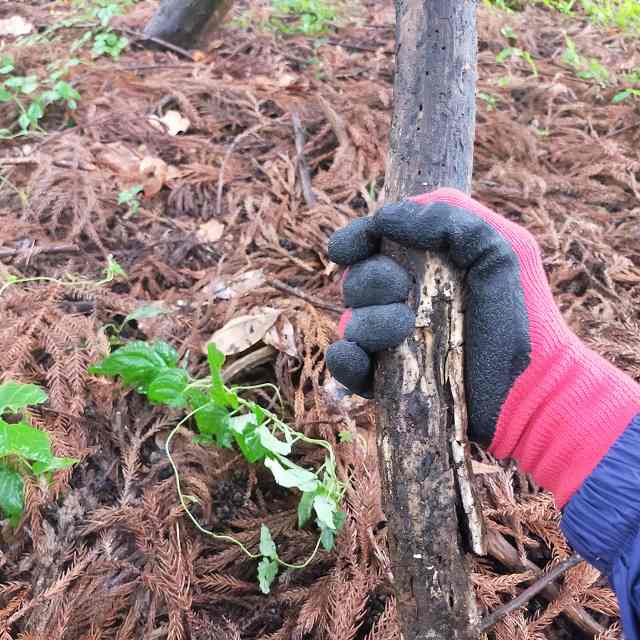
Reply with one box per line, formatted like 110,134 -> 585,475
496,46 -> 539,77
478,91 -> 499,111
613,68 -> 640,102
562,36 -> 610,87
92,31 -> 129,59
486,0 -> 640,32
118,185 -> 144,217
0,381 -> 77,526
579,0 -> 640,32
269,0 -> 337,35
89,341 -> 346,593
612,87 -> 640,102
0,255 -> 126,298
0,58 -> 81,138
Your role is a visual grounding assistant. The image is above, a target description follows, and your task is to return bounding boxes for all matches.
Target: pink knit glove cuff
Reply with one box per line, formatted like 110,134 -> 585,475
414,190 -> 640,506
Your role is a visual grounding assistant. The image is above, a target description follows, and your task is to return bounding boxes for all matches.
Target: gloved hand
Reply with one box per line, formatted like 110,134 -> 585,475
326,188 -> 640,506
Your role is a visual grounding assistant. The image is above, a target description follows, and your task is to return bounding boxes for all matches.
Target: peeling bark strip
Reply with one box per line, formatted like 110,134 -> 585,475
376,1 -> 479,639
143,0 -> 234,48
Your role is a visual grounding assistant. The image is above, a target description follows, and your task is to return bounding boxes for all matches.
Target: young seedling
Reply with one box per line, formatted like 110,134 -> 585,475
118,185 -> 144,217
0,381 -> 77,526
89,341 -> 347,593
269,0 -> 338,35
0,255 -> 127,298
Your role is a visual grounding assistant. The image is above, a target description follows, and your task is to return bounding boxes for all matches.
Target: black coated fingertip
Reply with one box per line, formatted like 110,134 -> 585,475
373,200 -> 426,246
328,217 -> 380,266
344,303 -> 415,353
343,255 -> 412,309
326,340 -> 373,397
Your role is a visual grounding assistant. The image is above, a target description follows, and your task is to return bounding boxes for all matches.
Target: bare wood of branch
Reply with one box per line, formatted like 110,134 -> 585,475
486,530 -> 605,636
478,554 -> 583,633
291,112 -> 317,208
376,1 -> 479,637
0,243 -> 79,259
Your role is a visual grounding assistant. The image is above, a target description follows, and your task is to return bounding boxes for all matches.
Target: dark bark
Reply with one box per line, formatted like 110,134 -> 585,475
143,0 -> 234,48
375,1 -> 479,639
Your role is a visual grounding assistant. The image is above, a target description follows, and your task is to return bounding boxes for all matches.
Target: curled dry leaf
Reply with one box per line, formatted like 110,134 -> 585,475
0,16 -> 33,37
198,219 -> 225,243
139,157 -> 168,198
94,142 -> 141,176
205,269 -> 266,301
148,110 -> 191,136
263,315 -> 298,357
205,307 -> 281,355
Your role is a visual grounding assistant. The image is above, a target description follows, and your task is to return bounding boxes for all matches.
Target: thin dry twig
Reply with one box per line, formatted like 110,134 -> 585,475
270,279 -> 342,314
291,112 -> 317,207
479,555 -> 583,633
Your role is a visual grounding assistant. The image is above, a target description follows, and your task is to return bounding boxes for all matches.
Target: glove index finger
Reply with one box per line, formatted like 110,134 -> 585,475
328,217 -> 380,266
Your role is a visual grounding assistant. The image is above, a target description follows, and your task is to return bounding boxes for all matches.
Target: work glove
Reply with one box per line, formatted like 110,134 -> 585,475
326,188 -> 640,507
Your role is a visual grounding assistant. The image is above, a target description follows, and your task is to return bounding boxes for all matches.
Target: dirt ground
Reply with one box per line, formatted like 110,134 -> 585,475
0,0 -> 639,638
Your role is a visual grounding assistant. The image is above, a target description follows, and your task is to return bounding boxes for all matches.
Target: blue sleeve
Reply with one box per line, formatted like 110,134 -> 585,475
562,413 -> 640,640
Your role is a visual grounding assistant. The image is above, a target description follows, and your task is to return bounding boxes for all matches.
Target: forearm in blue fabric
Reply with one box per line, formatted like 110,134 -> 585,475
562,413 -> 640,640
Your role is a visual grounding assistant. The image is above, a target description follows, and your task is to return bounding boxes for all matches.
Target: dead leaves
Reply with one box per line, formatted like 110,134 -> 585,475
93,143 -> 174,200
205,307 -> 298,358
206,306 -> 281,355
197,219 -> 225,243
148,110 -> 190,136
0,16 -> 33,37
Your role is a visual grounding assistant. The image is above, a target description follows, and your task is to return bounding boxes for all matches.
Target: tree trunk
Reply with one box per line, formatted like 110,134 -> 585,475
143,0 -> 234,48
375,1 -> 480,639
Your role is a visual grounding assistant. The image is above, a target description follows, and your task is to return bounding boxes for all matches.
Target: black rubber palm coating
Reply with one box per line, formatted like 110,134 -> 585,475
326,200 -> 533,446
344,303 -> 415,353
325,340 -> 373,398
343,255 -> 412,309
327,217 -> 380,265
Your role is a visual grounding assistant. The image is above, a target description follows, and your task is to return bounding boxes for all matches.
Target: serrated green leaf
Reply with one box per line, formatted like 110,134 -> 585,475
147,369 -> 189,408
612,89 -> 632,103
0,381 -> 47,413
105,255 -> 127,279
313,494 -> 337,531
89,341 -> 169,391
207,343 -> 237,408
152,341 -> 179,368
264,457 -> 318,492
230,415 -> 268,463
0,466 -> 23,527
257,425 -> 291,456
18,112 -> 31,131
0,420 -> 53,463
32,456 -> 77,475
27,101 -> 44,122
318,523 -> 335,551
259,524 -> 277,559
297,490 -> 315,528
186,389 -> 233,448
257,557 -> 278,594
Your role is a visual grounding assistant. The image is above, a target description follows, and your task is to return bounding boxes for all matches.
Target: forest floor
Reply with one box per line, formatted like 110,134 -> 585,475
0,0 -> 639,638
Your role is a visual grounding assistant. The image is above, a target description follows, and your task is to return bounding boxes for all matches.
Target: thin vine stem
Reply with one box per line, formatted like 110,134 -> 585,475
164,402 -> 329,571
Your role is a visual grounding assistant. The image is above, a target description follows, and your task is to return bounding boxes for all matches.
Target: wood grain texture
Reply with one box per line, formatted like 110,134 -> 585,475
143,0 -> 234,48
376,1 -> 480,638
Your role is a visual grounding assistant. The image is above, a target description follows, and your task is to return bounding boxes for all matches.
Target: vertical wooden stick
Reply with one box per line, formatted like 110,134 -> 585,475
376,1 -> 480,638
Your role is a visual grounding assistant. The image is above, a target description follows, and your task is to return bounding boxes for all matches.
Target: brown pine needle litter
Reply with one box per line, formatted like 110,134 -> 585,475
0,0 -> 638,637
